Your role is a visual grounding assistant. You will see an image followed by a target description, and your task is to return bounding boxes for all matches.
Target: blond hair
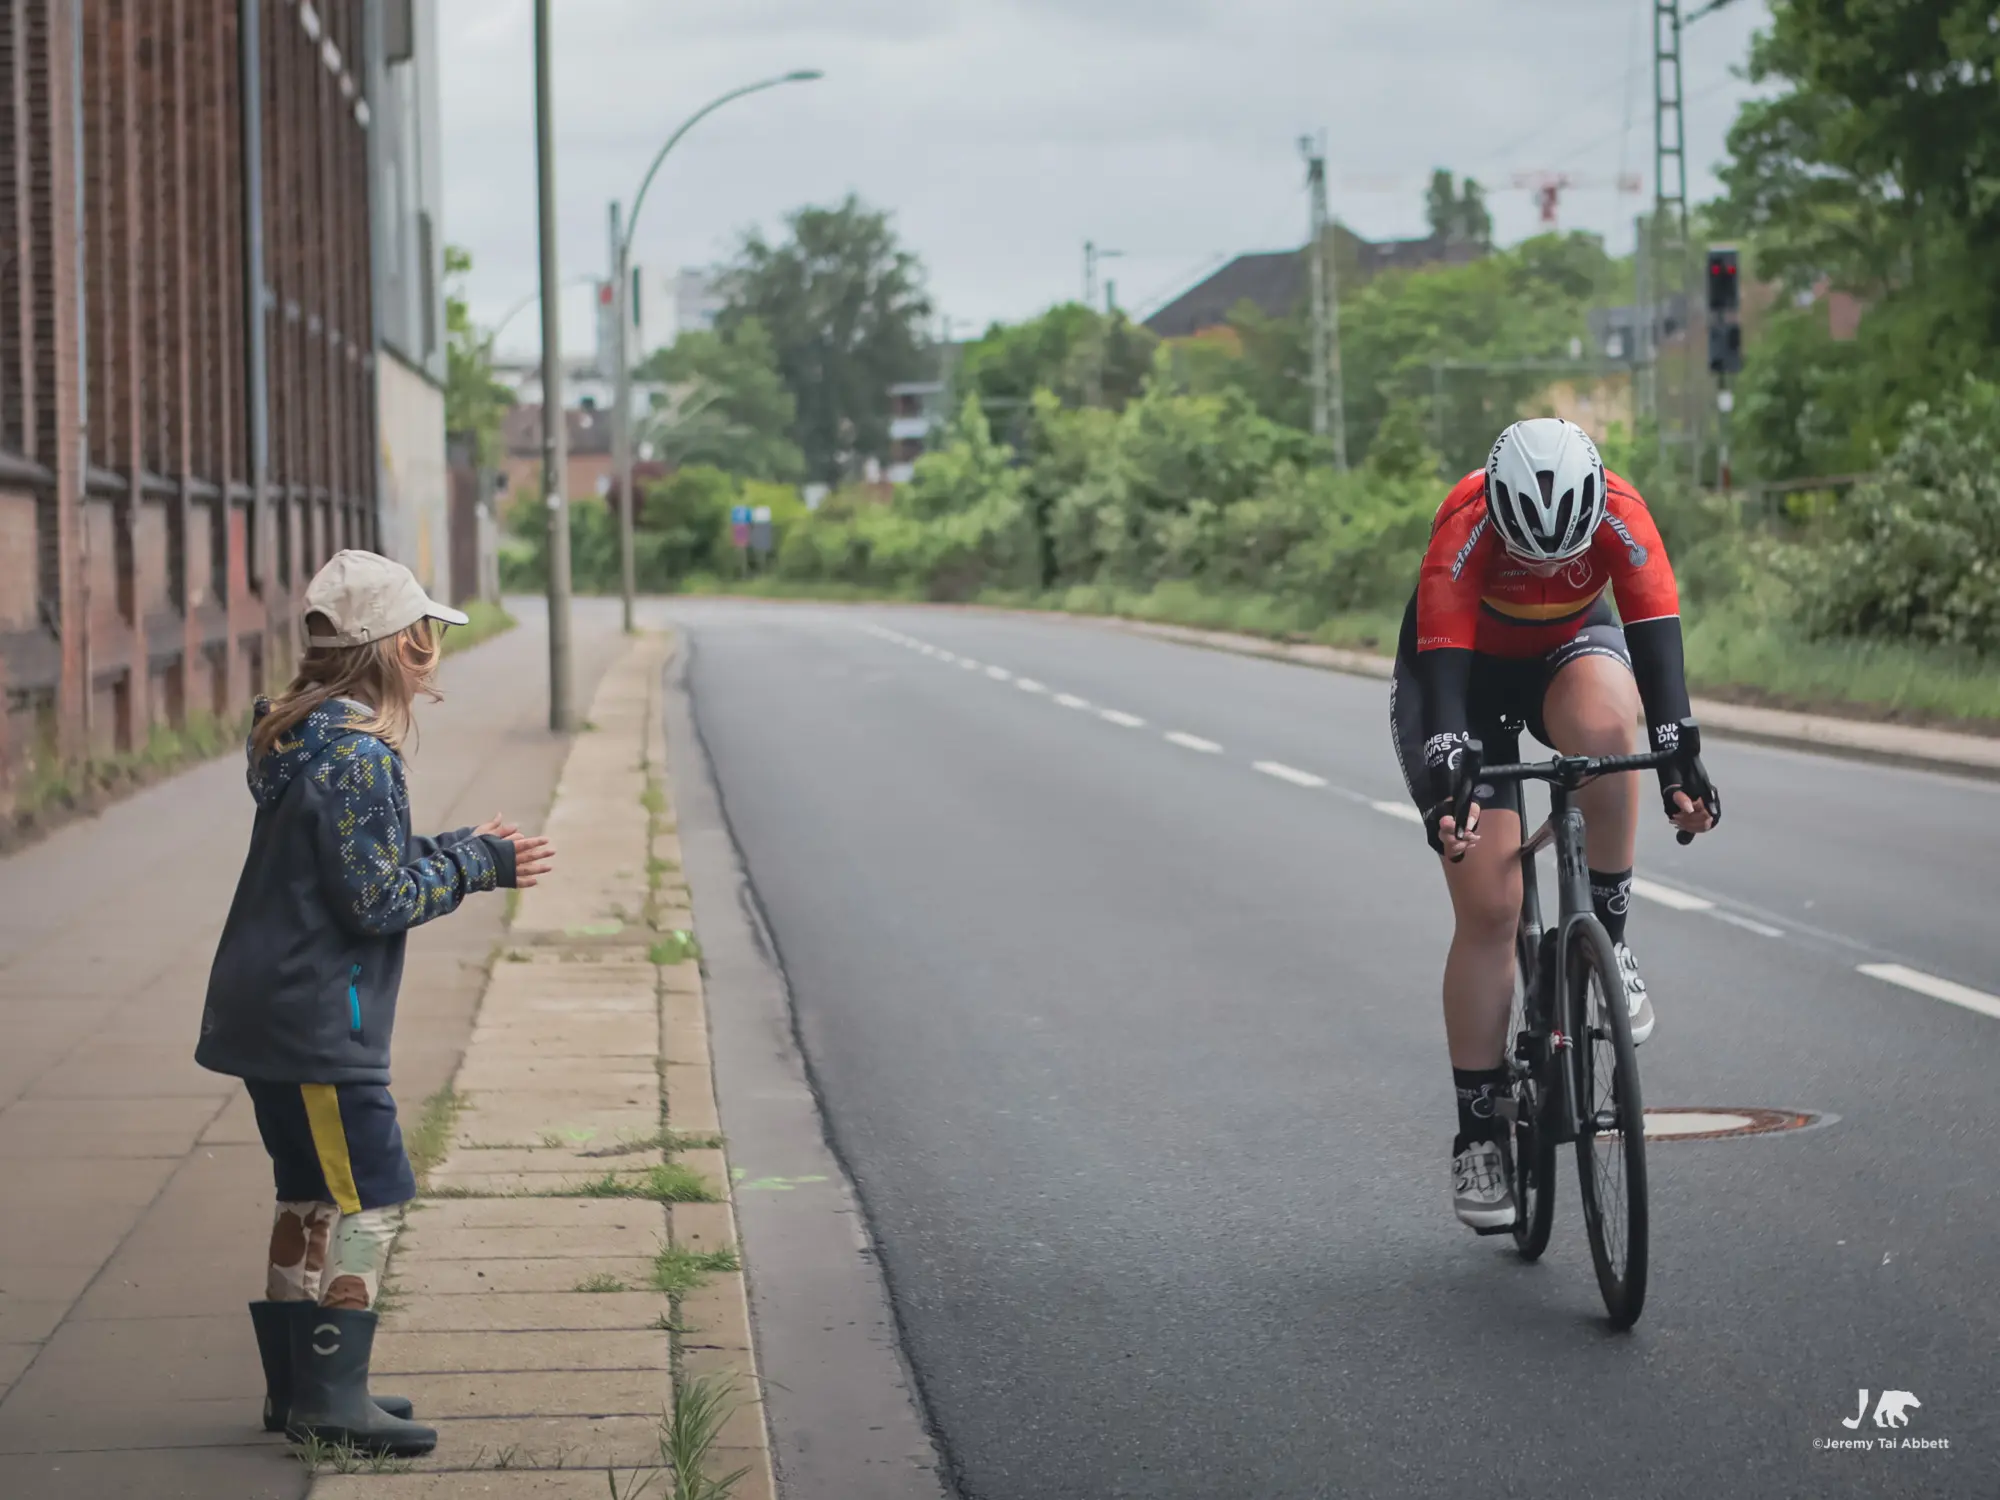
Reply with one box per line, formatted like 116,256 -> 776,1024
250,613 -> 443,764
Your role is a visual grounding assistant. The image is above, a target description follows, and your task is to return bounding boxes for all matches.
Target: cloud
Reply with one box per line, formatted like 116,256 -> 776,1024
440,0 -> 1773,352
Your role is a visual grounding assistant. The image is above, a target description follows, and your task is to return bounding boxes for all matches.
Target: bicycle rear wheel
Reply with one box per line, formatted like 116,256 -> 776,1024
1507,932 -> 1557,1261
1567,916 -> 1648,1327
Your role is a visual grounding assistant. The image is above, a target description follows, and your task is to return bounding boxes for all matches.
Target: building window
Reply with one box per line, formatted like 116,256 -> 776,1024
384,0 -> 415,64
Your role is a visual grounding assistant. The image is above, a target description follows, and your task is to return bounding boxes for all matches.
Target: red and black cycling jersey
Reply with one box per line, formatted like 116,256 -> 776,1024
1415,468 -> 1679,658
1401,468 -> 1694,799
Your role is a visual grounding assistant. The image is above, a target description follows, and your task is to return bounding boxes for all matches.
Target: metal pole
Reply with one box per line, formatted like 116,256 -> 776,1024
534,0 -> 573,731
611,202 -> 634,632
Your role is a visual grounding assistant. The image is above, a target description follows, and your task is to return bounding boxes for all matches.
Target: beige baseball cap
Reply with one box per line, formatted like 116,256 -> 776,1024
303,550 -> 469,648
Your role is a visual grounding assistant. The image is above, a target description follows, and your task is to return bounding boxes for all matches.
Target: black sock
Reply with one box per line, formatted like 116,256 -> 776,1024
1453,1066 -> 1508,1146
1590,867 -> 1633,945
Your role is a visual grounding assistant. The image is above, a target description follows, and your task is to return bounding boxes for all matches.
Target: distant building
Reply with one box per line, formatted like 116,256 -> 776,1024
1144,228 -> 1486,339
371,0 -> 452,602
887,381 -> 952,484
500,404 -> 616,509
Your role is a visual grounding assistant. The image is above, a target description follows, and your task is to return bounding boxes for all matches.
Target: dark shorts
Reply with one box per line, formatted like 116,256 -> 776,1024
1390,601 -> 1634,813
245,1080 -> 417,1214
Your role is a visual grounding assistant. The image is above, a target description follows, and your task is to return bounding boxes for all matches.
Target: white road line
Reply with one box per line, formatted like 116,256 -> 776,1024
1054,694 -> 1091,710
1631,877 -> 1715,912
959,658 -> 980,670
1099,710 -> 1146,728
1858,963 -> 2000,1022
1372,800 -> 1424,824
985,666 -> 1013,681
1015,678 -> 1048,694
1254,761 -> 1328,789
1710,910 -> 1785,938
1165,732 -> 1222,754
935,651 -> 959,664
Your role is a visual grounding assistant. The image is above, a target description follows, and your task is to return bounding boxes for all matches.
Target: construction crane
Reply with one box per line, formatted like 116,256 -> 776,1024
1511,171 -> 1644,228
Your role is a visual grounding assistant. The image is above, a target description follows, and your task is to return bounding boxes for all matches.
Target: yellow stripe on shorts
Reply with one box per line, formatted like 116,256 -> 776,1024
301,1084 -> 363,1214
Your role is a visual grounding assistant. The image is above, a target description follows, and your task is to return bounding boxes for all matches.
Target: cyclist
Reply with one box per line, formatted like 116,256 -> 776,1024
1389,417 -> 1719,1231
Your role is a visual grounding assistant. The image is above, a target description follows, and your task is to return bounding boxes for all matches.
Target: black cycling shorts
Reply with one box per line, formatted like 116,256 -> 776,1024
1389,599 -> 1633,814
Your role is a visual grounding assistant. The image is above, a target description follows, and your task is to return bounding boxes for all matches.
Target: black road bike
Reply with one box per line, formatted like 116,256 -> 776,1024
1449,723 -> 1709,1329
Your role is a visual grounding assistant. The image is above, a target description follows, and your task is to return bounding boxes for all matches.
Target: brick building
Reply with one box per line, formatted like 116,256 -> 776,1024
0,0 -> 442,810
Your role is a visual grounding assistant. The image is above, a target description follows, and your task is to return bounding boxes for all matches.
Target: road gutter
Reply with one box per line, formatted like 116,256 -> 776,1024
661,634 -> 951,1500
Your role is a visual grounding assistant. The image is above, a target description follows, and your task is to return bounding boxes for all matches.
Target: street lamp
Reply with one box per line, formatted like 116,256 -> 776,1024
610,69 -> 824,631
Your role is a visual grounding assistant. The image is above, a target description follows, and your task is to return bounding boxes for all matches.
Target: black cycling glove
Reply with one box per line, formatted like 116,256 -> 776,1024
1420,731 -> 1478,855
1650,718 -> 1721,831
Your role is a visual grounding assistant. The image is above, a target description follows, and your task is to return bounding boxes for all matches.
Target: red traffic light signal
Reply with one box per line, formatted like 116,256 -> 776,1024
1706,249 -> 1740,314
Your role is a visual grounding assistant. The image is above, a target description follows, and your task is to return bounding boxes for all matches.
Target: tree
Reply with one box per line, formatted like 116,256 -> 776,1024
444,245 -> 514,464
717,196 -> 934,485
957,303 -> 1159,418
634,318 -> 804,481
1425,169 -> 1493,250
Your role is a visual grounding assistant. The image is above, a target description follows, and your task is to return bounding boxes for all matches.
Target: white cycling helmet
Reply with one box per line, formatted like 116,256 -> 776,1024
1484,418 -> 1606,564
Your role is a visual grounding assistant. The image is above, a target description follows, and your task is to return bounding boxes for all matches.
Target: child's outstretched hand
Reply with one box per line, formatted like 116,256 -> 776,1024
505,833 -> 555,887
474,813 -> 518,840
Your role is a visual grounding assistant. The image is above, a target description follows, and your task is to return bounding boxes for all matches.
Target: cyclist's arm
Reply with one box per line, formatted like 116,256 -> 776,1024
1411,492 -> 1488,835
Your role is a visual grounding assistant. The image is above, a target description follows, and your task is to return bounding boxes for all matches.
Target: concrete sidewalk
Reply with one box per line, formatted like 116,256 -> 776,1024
0,601 -> 627,1500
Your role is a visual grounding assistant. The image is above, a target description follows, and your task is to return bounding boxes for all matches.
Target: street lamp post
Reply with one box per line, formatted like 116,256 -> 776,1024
610,69 -> 822,632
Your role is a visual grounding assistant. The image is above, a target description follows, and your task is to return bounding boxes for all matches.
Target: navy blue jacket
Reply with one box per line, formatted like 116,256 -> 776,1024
196,698 -> 516,1085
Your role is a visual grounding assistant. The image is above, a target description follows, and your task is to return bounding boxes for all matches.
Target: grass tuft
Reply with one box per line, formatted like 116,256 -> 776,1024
656,1375 -> 752,1499
580,1128 -> 724,1158
571,1163 -> 718,1203
291,1433 -> 414,1475
574,1272 -> 629,1293
405,1086 -> 468,1186
650,1243 -> 741,1298
640,784 -> 667,816
648,930 -> 701,967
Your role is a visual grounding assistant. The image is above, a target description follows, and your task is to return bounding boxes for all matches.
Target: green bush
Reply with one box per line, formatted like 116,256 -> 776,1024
1797,379 -> 2000,653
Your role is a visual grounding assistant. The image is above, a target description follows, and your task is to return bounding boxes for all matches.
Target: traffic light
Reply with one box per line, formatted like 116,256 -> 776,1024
1706,249 -> 1740,314
1708,319 -> 1742,375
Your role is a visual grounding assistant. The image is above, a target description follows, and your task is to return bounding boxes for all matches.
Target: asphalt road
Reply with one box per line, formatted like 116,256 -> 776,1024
673,599 -> 1999,1500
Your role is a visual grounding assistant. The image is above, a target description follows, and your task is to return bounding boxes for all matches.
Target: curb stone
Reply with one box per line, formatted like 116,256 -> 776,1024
310,631 -> 775,1500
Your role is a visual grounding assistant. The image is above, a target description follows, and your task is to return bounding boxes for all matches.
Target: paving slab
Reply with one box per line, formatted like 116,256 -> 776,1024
387,1258 -> 657,1298
0,1445 -> 300,1499
406,1199 -> 663,1233
374,1329 -> 667,1374
381,1293 -> 670,1334
676,1275 -> 753,1353
389,1370 -> 667,1421
667,1203 -> 736,1258
408,1415 -> 662,1471
311,1474 -> 653,1499
395,1223 -> 662,1262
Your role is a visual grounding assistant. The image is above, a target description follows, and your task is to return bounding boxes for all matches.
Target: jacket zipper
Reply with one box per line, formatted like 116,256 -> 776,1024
348,963 -> 364,1042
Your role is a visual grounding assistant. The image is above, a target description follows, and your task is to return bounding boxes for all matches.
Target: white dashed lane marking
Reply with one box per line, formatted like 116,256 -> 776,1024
1016,679 -> 1048,694
1165,732 -> 1223,754
985,666 -> 1013,681
1858,963 -> 2000,1022
1100,710 -> 1146,728
1255,761 -> 1328,789
1372,800 -> 1424,825
1631,877 -> 1715,912
1054,694 -> 1091,710
1711,910 -> 1785,938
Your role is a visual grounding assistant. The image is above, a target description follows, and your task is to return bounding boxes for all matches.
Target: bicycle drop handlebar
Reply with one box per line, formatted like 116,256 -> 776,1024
1451,722 -> 1710,847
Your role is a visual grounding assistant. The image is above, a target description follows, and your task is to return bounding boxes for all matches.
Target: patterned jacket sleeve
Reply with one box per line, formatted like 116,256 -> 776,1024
313,741 -> 506,937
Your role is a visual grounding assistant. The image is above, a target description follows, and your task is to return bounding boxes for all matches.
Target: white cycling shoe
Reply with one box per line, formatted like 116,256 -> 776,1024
1616,942 -> 1655,1045
1452,1138 -> 1517,1231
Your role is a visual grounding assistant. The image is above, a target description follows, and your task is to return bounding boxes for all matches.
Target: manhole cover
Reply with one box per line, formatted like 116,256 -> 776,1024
1642,1107 -> 1826,1141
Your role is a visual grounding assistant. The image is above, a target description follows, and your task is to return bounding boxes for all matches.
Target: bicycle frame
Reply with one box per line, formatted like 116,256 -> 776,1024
1508,778 -> 1596,1148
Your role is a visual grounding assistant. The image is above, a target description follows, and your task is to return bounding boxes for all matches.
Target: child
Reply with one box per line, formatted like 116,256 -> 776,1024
196,550 -> 554,1457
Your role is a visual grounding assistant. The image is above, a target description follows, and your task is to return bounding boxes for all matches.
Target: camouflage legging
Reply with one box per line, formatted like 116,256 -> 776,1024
267,1201 -> 399,1310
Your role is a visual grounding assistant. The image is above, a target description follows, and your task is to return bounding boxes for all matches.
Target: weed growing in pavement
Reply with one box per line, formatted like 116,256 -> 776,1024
650,1243 -> 740,1298
404,1086 -> 468,1185
574,1272 -> 630,1293
504,888 -> 521,924
572,1163 -> 717,1203
658,1377 -> 752,1499
291,1434 -> 414,1475
648,930 -> 701,966
540,1127 -> 601,1148
580,1128 -> 724,1158
640,785 -> 666,816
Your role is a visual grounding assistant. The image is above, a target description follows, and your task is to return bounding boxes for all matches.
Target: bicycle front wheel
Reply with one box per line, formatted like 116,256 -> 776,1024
1567,917 -> 1648,1327
1508,931 -> 1557,1261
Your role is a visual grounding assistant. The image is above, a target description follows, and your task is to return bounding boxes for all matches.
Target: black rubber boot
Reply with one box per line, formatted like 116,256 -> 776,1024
285,1306 -> 436,1456
249,1302 -> 415,1431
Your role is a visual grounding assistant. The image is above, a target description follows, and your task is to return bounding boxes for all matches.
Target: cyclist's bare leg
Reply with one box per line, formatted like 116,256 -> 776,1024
1542,653 -> 1641,874
1439,805 -> 1523,1070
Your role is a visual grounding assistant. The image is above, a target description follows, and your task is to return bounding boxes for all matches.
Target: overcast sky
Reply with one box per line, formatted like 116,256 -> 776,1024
439,0 -> 1773,359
